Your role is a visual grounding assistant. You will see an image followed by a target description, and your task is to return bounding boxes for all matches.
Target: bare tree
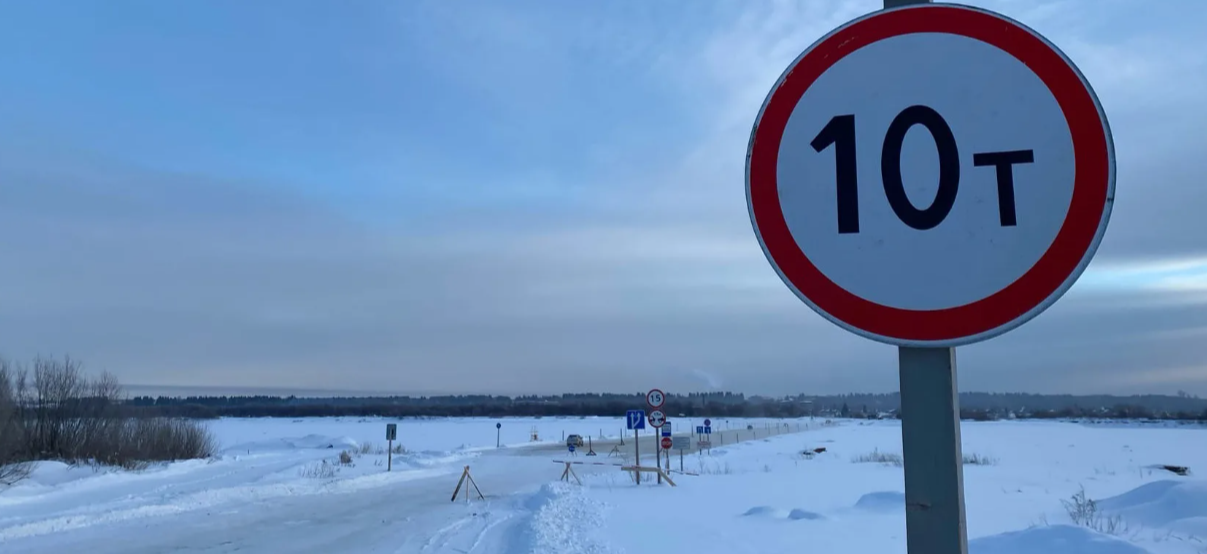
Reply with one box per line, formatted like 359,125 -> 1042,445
0,355 -> 215,485
0,360 -> 32,484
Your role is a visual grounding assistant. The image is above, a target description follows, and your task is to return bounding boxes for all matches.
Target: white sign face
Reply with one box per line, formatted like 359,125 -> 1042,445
747,5 -> 1113,346
647,410 -> 666,428
780,32 -> 1072,311
646,389 -> 665,409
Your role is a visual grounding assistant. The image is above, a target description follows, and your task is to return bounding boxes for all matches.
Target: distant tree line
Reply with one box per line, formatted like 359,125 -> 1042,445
123,390 -> 1207,422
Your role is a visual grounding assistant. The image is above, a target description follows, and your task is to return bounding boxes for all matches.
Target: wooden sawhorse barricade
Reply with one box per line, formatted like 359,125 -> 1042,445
450,465 -> 484,502
621,465 -> 676,486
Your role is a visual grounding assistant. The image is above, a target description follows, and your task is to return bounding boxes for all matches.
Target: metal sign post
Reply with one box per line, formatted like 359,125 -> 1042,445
626,409 -> 646,485
746,2 -> 1114,553
647,409 -> 666,484
646,390 -> 666,486
656,436 -> 666,482
496,422 -> 501,448
661,422 -> 672,474
385,423 -> 397,472
671,435 -> 690,472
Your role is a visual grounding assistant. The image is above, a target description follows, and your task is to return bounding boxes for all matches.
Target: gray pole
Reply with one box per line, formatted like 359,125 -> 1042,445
899,347 -> 968,554
881,0 -> 968,547
634,428 -> 640,485
656,432 -> 662,484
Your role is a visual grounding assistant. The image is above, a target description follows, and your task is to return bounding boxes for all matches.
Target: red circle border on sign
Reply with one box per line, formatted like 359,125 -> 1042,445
747,4 -> 1111,345
646,389 -> 665,408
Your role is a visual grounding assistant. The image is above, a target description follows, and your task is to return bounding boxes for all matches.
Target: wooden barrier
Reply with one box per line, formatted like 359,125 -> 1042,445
621,465 -> 676,487
559,462 -> 582,485
450,465 -> 484,502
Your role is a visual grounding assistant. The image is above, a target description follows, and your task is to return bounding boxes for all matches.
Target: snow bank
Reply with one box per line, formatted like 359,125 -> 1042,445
970,525 -> 1151,554
20,462 -> 95,487
223,433 -> 360,454
1097,480 -> 1207,536
741,506 -> 824,521
524,482 -> 617,554
854,491 -> 906,512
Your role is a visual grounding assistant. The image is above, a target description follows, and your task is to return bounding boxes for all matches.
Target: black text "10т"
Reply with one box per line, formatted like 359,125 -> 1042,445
810,105 -> 1035,234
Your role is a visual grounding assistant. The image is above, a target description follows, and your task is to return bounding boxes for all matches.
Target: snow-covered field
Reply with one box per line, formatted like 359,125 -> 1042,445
1,416 -> 1204,554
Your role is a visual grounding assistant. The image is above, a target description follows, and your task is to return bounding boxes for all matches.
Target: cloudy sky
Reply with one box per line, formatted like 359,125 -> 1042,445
0,0 -> 1204,397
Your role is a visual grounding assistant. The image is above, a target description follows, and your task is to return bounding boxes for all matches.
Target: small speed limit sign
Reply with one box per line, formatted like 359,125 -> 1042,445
646,389 -> 665,409
746,4 -> 1113,347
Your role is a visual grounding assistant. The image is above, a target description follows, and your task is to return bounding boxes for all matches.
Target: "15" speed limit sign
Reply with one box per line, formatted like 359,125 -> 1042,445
746,4 -> 1114,347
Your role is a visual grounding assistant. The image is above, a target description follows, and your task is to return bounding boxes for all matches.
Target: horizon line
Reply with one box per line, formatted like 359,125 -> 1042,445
122,383 -> 1202,401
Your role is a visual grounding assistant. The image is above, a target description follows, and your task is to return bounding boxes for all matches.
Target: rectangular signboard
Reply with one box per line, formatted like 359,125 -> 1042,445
626,410 -> 646,430
672,436 -> 690,450
386,423 -> 397,441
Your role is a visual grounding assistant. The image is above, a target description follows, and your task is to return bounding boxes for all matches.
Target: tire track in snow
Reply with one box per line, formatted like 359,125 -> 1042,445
468,512 -> 516,553
419,515 -> 474,553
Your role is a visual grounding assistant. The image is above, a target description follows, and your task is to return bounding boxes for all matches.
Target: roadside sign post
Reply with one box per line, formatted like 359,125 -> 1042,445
661,422 -> 672,474
626,409 -> 646,484
647,408 -> 666,484
661,436 -> 673,474
386,423 -> 397,472
496,422 -> 501,448
672,435 -> 689,472
646,390 -> 666,485
746,2 -> 1114,554
672,436 -> 689,448
656,436 -> 666,482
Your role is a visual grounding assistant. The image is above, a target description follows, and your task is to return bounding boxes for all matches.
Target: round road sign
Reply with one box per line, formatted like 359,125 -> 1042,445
746,4 -> 1113,347
703,418 -> 712,427
646,389 -> 665,409
647,410 -> 666,428
661,437 -> 673,450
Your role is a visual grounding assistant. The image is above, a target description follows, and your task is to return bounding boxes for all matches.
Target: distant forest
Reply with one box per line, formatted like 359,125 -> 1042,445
124,391 -> 1207,421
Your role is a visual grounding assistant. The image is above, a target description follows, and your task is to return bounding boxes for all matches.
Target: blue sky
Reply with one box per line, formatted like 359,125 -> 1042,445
0,0 -> 1206,396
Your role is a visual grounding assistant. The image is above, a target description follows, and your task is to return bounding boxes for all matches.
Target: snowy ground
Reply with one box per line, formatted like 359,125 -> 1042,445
1,416 -> 1204,554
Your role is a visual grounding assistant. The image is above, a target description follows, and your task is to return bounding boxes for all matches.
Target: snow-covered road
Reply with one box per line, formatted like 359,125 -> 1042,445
0,448 -> 603,554
0,419 -> 798,553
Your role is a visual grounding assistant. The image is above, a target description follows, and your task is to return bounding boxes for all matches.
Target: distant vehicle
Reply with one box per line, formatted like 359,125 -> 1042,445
566,434 -> 584,448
